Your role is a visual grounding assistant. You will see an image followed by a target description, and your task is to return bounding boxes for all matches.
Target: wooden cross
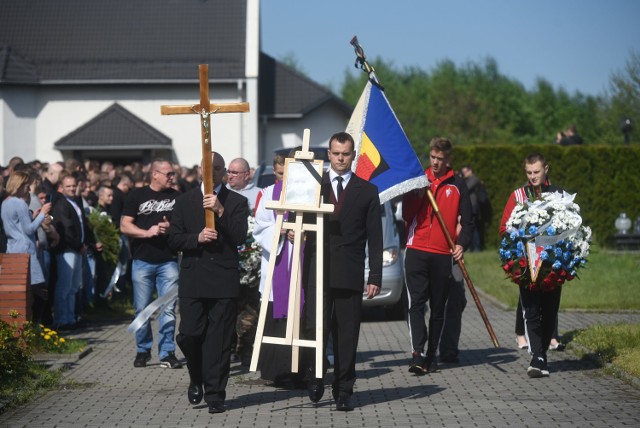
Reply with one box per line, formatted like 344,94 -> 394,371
161,64 -> 250,230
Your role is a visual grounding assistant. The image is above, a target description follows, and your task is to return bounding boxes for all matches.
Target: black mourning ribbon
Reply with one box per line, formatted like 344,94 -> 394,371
336,176 -> 344,200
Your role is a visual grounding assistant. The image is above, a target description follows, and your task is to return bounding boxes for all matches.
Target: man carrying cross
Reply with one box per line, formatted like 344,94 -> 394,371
168,152 -> 248,414
161,64 -> 250,413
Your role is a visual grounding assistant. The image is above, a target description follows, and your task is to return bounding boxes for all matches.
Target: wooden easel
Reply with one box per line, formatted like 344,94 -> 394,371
250,129 -> 333,378
160,64 -> 249,230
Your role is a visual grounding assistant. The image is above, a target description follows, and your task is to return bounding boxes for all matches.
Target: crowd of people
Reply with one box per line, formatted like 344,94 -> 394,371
0,132 -> 568,413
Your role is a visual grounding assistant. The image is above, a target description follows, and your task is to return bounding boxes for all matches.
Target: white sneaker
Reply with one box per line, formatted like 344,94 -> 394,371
527,356 -> 549,378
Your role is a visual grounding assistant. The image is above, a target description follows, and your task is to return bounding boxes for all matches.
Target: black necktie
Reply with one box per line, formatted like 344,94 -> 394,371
336,176 -> 344,200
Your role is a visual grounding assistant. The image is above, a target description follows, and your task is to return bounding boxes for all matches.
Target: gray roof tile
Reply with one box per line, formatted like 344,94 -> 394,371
0,0 -> 246,83
259,53 -> 351,117
55,103 -> 171,149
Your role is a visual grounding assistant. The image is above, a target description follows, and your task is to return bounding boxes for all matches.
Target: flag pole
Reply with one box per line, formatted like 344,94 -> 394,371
425,190 -> 500,348
350,36 -> 384,90
350,36 -> 499,348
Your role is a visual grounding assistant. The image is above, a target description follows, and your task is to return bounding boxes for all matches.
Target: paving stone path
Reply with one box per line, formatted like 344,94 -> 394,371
1,298 -> 639,427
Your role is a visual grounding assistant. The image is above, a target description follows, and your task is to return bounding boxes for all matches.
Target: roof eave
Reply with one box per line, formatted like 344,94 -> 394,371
55,144 -> 172,150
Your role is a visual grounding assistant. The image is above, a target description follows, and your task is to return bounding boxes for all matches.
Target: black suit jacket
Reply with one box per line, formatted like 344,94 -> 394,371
51,195 -> 94,254
321,173 -> 383,291
168,186 -> 248,299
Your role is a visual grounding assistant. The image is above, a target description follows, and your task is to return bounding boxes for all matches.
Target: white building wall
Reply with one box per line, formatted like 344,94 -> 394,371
19,83 -> 254,167
242,77 -> 260,166
261,103 -> 349,162
1,87 -> 38,164
240,0 -> 260,167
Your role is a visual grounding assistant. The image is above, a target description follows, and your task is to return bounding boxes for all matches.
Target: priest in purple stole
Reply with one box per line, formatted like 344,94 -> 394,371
253,179 -> 305,388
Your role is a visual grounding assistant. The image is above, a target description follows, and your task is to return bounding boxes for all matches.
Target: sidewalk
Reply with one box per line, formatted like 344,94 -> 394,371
1,299 -> 639,427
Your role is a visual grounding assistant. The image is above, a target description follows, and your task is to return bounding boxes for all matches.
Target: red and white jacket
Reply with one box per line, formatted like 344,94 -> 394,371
499,179 -> 559,235
403,167 -> 473,255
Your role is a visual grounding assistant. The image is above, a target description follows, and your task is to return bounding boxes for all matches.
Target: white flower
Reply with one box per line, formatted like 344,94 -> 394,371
239,215 -> 262,286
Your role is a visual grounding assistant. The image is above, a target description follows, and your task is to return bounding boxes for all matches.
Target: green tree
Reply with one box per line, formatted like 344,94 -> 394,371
339,52 -> 638,148
605,50 -> 640,145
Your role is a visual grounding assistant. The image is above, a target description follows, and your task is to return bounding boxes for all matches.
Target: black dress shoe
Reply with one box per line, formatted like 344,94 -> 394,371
336,393 -> 354,411
208,401 -> 225,414
307,378 -> 324,402
187,382 -> 203,405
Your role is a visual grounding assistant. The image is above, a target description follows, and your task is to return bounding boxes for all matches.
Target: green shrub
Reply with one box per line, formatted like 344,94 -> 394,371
89,210 -> 121,265
443,145 -> 640,248
0,311 -> 34,383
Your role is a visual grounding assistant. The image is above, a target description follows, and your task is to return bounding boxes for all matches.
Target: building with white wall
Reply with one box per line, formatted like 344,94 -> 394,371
0,0 -> 350,169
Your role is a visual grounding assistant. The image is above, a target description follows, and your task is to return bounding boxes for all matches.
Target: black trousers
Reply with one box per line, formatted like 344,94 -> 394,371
329,288 -> 363,396
519,285 -> 562,359
177,296 -> 237,404
516,298 -> 560,339
439,276 -> 466,358
301,272 -> 362,396
405,249 -> 452,357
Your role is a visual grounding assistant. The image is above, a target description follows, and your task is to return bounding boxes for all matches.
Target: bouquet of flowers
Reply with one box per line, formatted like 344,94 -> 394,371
499,191 -> 591,291
88,210 -> 121,266
238,215 -> 261,287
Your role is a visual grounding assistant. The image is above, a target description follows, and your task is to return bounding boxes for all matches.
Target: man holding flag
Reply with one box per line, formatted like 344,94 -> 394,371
346,37 -> 497,365
403,137 -> 473,374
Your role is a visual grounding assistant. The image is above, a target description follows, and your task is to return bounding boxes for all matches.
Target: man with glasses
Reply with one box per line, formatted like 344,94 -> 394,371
226,158 -> 260,211
120,159 -> 182,369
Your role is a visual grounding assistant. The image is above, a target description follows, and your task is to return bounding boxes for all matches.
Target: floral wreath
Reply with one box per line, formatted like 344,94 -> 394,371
499,191 -> 591,291
238,214 -> 261,287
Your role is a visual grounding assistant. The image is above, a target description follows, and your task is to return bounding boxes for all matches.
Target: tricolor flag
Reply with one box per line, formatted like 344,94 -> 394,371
346,81 -> 429,204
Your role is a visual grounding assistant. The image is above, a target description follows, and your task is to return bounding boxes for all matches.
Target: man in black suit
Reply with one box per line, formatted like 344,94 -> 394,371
168,152 -> 248,414
51,172 -> 101,330
306,131 -> 383,411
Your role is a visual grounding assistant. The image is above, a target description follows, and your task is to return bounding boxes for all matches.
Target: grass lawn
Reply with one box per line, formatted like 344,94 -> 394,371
568,322 -> 640,379
464,246 -> 640,311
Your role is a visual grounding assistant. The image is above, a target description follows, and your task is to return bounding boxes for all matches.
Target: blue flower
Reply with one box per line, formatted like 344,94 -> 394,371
510,231 -> 518,240
518,228 -> 525,237
552,260 -> 562,270
529,225 -> 538,235
547,226 -> 556,235
517,241 -> 524,252
554,247 -> 563,258
540,251 -> 549,261
504,250 -> 512,259
566,241 -> 574,250
501,238 -> 507,247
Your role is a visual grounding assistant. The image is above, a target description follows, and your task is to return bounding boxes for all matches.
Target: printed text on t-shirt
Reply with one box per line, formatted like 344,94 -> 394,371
137,199 -> 176,215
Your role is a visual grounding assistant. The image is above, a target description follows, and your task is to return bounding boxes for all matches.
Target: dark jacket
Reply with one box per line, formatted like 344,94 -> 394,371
168,185 -> 248,299
51,195 -> 94,253
321,173 -> 383,291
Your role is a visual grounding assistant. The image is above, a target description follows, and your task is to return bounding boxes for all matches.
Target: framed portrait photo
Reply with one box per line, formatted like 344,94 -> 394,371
282,159 -> 324,208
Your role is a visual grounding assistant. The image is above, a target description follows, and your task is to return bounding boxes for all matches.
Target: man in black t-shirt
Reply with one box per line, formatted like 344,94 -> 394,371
121,159 -> 182,369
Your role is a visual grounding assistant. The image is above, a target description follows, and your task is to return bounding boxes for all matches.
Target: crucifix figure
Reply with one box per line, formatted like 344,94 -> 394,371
161,64 -> 250,230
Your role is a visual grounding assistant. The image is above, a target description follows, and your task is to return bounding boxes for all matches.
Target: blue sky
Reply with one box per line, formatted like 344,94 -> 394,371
261,0 -> 640,97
